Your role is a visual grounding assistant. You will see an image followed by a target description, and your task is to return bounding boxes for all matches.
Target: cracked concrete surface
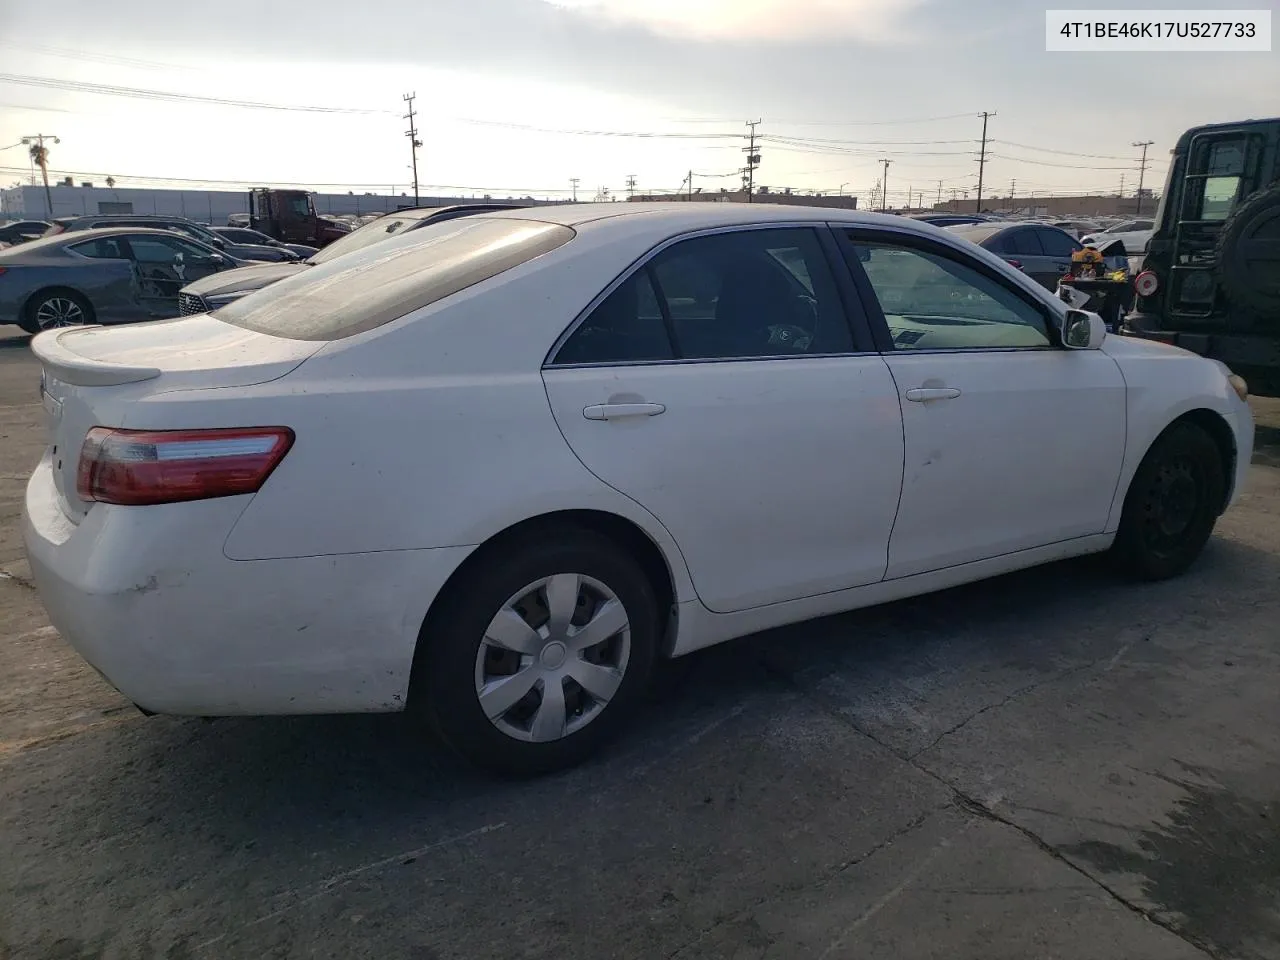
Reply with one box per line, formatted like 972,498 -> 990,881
2,329 -> 1280,959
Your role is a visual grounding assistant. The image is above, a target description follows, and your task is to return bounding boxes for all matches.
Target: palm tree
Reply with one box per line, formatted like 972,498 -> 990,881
23,137 -> 56,218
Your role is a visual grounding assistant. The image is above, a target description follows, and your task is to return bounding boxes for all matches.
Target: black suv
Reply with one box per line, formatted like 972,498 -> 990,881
43,215 -> 299,263
1123,117 -> 1280,396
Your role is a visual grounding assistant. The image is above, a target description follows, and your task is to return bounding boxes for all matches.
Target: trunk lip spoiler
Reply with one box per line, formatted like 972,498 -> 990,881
30,326 -> 162,387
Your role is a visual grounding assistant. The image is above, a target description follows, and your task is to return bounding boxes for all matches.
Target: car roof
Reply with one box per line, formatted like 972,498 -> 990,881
479,201 -> 933,232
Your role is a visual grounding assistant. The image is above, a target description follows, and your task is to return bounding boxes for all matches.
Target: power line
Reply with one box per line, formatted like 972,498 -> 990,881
994,140 -> 1137,161
0,73 -> 393,115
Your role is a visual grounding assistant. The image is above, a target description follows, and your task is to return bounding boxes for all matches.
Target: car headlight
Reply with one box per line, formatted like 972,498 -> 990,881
203,290 -> 252,309
1227,373 -> 1249,402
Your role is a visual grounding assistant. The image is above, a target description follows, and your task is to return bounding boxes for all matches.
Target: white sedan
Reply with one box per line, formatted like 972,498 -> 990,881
1081,219 -> 1155,255
24,204 -> 1254,776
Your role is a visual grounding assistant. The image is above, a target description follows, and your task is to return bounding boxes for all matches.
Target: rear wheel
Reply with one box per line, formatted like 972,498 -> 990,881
20,289 -> 94,334
1110,422 -> 1225,581
414,530 -> 660,777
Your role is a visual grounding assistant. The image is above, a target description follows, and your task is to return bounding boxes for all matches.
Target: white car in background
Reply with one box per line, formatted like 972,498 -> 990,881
24,204 -> 1253,776
1081,218 -> 1155,254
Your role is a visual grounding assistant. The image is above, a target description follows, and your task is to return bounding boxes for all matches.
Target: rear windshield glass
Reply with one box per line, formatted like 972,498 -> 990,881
309,210 -> 440,264
213,217 -> 574,341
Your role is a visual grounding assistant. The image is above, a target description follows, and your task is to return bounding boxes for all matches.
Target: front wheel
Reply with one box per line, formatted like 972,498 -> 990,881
414,530 -> 660,777
1110,422 -> 1225,581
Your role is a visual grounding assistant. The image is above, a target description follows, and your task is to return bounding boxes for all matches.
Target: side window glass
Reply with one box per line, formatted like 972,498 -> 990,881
69,238 -> 128,259
649,228 -> 854,360
127,236 -> 195,264
1037,229 -> 1078,258
1005,230 -> 1044,256
849,239 -> 1051,351
553,270 -> 674,365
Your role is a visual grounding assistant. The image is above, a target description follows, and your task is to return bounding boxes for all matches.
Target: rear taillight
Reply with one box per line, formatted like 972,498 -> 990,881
1134,270 -> 1159,298
76,427 -> 294,506
1004,259 -> 1023,270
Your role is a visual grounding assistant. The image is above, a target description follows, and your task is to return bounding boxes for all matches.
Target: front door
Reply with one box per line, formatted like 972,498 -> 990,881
543,226 -> 906,613
838,229 -> 1127,579
123,234 -> 226,317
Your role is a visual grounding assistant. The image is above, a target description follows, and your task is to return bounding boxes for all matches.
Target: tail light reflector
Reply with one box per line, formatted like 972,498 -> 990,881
1134,270 -> 1159,297
76,427 -> 294,506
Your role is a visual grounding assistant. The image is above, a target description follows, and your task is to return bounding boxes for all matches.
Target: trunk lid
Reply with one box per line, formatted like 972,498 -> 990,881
32,314 -> 322,520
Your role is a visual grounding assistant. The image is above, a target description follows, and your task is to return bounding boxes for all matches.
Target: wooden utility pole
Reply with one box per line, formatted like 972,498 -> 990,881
1133,140 -> 1154,215
975,111 -> 995,213
402,94 -> 421,205
879,158 -> 892,212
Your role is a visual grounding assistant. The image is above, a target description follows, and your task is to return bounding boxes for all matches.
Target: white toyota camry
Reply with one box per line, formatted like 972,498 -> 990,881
24,204 -> 1254,775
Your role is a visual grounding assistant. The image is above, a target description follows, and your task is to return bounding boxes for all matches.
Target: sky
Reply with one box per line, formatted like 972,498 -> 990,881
0,0 -> 1276,206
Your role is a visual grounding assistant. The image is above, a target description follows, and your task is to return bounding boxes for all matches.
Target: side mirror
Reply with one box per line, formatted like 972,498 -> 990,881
210,253 -> 226,265
211,237 -> 226,249
1062,308 -> 1106,349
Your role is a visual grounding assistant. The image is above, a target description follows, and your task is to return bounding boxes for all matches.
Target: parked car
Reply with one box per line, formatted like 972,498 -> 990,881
947,222 -> 1084,290
1081,219 -> 1154,253
212,226 -> 318,259
42,215 -> 301,263
1048,220 -> 1101,240
0,220 -> 51,246
0,227 -> 241,332
24,204 -> 1253,776
909,214 -> 991,227
179,203 -> 530,314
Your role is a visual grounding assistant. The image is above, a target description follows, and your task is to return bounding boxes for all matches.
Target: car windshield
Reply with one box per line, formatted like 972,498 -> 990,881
214,217 -> 574,340
307,210 -> 444,264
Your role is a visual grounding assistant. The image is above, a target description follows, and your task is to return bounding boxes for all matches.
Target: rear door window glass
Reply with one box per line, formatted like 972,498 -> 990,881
1037,228 -> 1079,258
1004,230 -> 1044,256
215,217 -> 574,341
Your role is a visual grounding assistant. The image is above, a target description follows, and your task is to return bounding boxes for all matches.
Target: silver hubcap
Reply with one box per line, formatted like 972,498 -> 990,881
35,297 -> 85,329
475,573 -> 630,743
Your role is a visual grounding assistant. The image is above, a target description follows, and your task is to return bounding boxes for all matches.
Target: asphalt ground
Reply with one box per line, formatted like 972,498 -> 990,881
2,327 -> 1280,960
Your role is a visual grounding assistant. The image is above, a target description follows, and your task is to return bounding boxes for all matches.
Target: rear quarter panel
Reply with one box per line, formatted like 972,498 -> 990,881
123,220 -> 700,601
1102,335 -> 1252,531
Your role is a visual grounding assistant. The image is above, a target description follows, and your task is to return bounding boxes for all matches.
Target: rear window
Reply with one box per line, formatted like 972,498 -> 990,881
214,217 -> 574,341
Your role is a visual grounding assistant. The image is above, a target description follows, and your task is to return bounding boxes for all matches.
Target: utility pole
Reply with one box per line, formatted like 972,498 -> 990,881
975,110 -> 995,213
625,174 -> 637,199
21,133 -> 59,218
936,180 -> 943,207
688,170 -> 694,201
878,158 -> 892,212
1133,140 -> 1154,215
570,178 -> 580,202
1119,172 -> 1125,199
743,119 -> 762,202
402,94 -> 421,206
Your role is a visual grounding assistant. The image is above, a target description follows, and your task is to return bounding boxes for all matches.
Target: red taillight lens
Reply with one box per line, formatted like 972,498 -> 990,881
76,427 -> 294,506
1134,270 -> 1159,298
1004,259 -> 1023,270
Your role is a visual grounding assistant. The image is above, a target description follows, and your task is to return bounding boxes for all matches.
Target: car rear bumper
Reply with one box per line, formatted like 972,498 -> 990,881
22,453 -> 473,715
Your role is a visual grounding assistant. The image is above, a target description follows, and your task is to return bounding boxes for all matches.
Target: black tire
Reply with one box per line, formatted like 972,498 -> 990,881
1110,421 -> 1225,581
413,529 -> 660,777
1216,184 -> 1280,317
19,288 -> 94,334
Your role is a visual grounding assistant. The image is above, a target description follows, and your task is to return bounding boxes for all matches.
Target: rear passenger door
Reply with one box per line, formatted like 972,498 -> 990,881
1001,228 -> 1054,288
1034,227 -> 1081,288
542,226 -> 906,614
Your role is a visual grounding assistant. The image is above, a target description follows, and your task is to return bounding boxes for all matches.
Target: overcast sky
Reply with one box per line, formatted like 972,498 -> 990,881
1,0 -> 1276,204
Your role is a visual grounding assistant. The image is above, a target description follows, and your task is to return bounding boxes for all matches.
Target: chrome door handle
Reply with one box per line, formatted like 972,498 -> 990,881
904,387 -> 961,402
583,402 -> 667,421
